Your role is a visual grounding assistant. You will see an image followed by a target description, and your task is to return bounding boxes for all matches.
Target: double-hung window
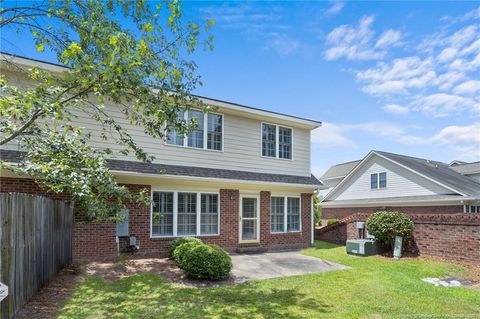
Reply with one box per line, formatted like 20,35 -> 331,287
261,123 -> 292,159
270,196 -> 301,233
151,191 -> 219,237
166,109 -> 223,151
371,172 -> 387,190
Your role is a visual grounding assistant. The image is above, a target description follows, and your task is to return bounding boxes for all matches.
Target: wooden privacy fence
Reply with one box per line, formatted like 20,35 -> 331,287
0,193 -> 74,319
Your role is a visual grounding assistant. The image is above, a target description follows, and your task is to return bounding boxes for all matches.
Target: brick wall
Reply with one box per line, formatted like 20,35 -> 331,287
315,213 -> 480,263
322,205 -> 463,219
1,177 -> 314,260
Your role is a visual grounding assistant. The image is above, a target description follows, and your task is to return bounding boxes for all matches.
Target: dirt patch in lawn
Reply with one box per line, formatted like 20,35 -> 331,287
85,256 -> 238,288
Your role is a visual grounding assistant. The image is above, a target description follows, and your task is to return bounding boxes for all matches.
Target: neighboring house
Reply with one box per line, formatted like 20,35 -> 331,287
321,150 -> 480,219
318,160 -> 361,200
0,53 -> 322,259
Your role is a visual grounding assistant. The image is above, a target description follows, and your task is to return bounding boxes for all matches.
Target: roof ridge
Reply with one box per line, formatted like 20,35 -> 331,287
374,150 -> 447,165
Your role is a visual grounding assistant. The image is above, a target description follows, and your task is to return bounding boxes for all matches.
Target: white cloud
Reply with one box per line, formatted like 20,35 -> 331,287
432,124 -> 480,160
325,2 -> 345,16
383,104 -> 409,115
324,16 -> 389,60
311,122 -> 352,148
345,13 -> 480,118
433,124 -> 480,145
375,29 -> 402,48
453,80 -> 480,95
412,93 -> 480,117
263,32 -> 301,56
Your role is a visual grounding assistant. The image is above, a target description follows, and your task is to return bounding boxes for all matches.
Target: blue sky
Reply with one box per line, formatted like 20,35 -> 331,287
2,1 -> 479,177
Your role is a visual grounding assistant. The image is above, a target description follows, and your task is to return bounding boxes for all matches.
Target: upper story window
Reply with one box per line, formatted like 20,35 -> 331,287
261,123 -> 292,159
166,109 -> 223,151
371,172 -> 387,190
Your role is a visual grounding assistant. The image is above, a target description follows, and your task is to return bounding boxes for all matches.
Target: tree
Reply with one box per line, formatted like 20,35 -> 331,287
313,195 -> 321,226
0,0 -> 214,220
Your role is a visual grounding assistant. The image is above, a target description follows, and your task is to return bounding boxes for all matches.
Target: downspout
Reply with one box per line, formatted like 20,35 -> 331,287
311,190 -> 316,246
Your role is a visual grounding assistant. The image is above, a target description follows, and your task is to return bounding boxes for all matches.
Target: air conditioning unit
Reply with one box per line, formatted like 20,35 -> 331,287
346,239 -> 380,256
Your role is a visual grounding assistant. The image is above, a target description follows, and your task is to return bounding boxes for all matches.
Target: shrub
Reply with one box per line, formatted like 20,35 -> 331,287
366,211 -> 414,247
170,237 -> 202,257
181,243 -> 232,280
172,241 -> 202,267
327,218 -> 339,226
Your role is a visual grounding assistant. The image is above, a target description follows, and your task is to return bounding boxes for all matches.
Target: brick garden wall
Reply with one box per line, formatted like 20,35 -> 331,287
315,213 -> 480,263
1,177 -> 313,260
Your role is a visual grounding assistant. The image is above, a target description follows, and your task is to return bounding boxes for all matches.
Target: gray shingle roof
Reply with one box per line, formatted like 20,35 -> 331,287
450,161 -> 480,175
375,151 -> 480,197
320,160 -> 361,180
1,150 -> 321,186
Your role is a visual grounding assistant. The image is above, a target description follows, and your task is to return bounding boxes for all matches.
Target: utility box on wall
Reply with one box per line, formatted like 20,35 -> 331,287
346,239 -> 381,256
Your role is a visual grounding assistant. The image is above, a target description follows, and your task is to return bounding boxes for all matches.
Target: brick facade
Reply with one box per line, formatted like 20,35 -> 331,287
322,205 -> 463,219
1,177 -> 313,260
315,213 -> 480,263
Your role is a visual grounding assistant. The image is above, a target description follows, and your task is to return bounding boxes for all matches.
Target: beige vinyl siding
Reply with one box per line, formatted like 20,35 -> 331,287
0,69 -> 312,176
329,156 -> 455,201
70,103 -> 311,176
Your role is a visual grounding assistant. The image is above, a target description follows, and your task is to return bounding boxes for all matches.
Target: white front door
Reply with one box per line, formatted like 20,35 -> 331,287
239,196 -> 260,243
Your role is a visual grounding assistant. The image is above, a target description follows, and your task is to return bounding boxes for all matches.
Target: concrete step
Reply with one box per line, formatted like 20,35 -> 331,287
236,244 -> 268,254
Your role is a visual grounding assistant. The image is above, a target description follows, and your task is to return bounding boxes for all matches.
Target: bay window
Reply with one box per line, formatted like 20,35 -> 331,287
151,191 -> 219,237
270,196 -> 301,233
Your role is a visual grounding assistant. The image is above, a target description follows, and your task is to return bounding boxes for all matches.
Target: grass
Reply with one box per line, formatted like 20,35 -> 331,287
58,241 -> 480,319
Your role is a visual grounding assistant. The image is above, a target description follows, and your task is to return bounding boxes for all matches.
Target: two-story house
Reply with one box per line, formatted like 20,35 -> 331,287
0,53 -> 322,259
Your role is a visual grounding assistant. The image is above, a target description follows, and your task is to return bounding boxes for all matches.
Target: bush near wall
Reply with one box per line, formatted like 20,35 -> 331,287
172,240 -> 232,280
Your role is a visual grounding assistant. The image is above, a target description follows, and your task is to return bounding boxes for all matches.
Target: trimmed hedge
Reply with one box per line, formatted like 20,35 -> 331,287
327,218 -> 339,226
180,243 -> 232,280
170,237 -> 202,257
172,241 -> 202,267
366,211 -> 414,246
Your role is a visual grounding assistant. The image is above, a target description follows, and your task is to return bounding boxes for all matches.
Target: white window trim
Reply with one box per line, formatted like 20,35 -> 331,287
260,122 -> 293,160
370,172 -> 387,190
464,204 -> 480,213
150,189 -> 221,238
269,195 -> 302,234
165,110 -> 224,152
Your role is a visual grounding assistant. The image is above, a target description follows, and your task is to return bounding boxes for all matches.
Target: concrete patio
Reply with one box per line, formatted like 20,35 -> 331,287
230,251 -> 348,283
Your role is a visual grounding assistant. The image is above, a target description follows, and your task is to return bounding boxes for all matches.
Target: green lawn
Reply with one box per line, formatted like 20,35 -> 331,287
58,241 -> 480,319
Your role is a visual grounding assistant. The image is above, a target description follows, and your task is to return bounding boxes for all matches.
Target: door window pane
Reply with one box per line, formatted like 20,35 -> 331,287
177,193 -> 197,235
242,219 -> 257,240
242,198 -> 257,218
152,192 -> 174,236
